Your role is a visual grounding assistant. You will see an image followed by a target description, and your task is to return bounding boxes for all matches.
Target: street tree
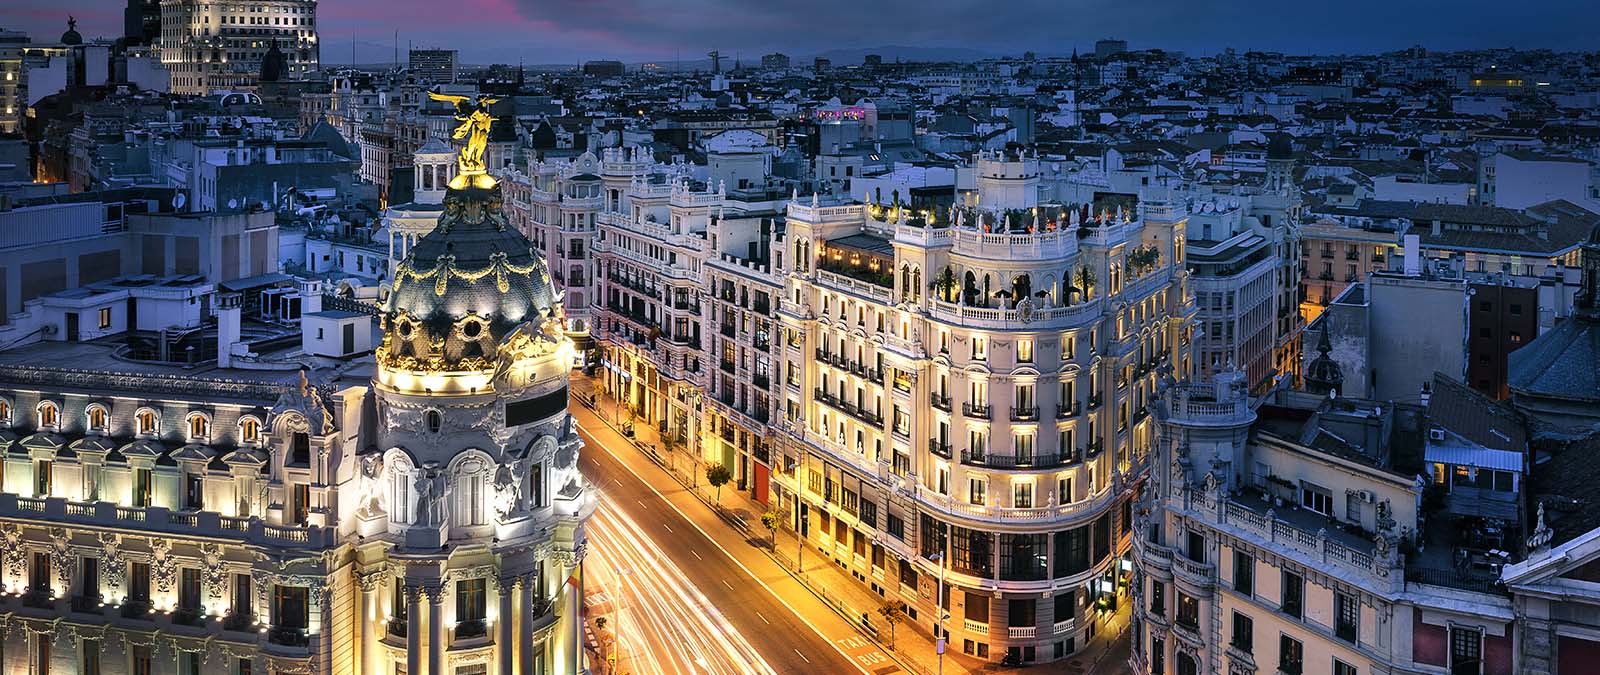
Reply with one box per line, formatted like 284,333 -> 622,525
878,599 -> 908,649
760,510 -> 780,550
705,462 -> 732,504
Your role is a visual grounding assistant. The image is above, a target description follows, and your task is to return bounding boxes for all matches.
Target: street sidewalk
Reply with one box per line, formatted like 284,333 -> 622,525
570,372 -> 1132,674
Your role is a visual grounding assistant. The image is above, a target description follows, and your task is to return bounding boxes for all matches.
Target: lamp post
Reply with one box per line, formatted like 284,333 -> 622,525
930,552 -> 947,675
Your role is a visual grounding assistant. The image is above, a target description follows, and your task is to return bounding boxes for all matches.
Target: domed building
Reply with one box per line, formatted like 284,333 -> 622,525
350,157 -> 592,675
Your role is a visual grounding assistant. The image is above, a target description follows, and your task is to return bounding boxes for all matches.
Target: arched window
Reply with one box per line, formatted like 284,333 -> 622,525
426,410 -> 442,434
37,401 -> 59,429
239,417 -> 261,445
389,463 -> 412,524
458,469 -> 485,528
136,408 -> 159,436
186,413 -> 210,442
87,405 -> 108,432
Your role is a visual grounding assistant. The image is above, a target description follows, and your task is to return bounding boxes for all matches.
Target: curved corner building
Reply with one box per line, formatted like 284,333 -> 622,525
773,150 -> 1196,664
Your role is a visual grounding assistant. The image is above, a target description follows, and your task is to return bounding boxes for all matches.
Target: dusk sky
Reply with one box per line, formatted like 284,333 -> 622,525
5,0 -> 1596,65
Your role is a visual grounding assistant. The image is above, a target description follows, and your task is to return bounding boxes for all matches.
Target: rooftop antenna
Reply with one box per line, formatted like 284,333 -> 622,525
708,50 -> 722,75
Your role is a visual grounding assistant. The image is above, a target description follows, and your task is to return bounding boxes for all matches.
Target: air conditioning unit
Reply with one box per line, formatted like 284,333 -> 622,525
1428,428 -> 1446,442
40,324 -> 57,336
1360,490 -> 1375,504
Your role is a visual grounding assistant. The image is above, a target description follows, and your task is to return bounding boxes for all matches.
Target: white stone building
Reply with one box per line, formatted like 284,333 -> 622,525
770,151 -> 1196,664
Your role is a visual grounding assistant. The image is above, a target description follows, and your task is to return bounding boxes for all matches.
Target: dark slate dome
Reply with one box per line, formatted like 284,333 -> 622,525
382,183 -> 561,370
60,17 -> 83,45
1305,328 -> 1344,395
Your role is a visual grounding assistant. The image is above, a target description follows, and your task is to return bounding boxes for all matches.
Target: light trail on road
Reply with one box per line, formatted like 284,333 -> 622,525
588,496 -> 779,675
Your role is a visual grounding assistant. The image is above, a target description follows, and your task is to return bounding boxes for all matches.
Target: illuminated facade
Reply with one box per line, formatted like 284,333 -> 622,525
772,151 -> 1196,664
0,152 -> 590,674
158,0 -> 320,95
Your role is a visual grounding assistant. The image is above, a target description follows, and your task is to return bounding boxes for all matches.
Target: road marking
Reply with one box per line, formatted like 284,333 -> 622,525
662,522 -> 674,533
636,499 -> 646,507
576,418 -> 874,674
756,611 -> 770,625
690,550 -> 703,561
612,478 -> 622,487
722,579 -> 735,591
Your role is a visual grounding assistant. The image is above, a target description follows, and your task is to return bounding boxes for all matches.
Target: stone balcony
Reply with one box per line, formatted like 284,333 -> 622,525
0,494 -> 330,548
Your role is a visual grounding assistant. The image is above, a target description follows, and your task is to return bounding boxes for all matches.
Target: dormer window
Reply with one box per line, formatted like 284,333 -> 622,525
0,399 -> 11,427
37,402 -> 59,429
186,413 -> 211,443
87,405 -> 109,433
136,409 -> 159,436
239,417 -> 262,445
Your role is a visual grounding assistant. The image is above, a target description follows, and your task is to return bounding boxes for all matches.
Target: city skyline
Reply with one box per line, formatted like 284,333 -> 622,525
5,0 -> 1599,65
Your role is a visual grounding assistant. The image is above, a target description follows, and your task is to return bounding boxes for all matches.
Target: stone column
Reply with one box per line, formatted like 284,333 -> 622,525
429,585 -> 447,675
357,571 -> 381,675
518,573 -> 536,675
498,577 -> 515,675
406,586 -> 423,675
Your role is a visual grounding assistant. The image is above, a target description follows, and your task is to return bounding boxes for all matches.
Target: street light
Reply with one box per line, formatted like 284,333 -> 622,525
929,553 -> 947,675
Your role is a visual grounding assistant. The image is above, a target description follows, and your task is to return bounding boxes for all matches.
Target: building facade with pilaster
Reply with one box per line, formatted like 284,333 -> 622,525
771,150 -> 1196,664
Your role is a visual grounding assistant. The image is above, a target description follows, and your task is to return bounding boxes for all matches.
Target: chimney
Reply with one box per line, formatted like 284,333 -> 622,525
217,291 -> 242,369
1403,234 -> 1421,276
301,279 -> 324,315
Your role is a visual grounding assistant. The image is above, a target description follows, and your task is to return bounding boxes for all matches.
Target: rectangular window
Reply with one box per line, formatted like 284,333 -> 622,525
130,562 -> 151,603
1335,659 -> 1357,675
1149,580 -> 1165,616
1186,530 -> 1205,563
1176,592 -> 1198,630
887,513 -> 904,540
1301,483 -> 1333,516
1335,592 -> 1358,643
1150,637 -> 1164,675
1234,551 -> 1253,595
180,568 -> 202,612
1279,634 -> 1304,675
969,478 -> 986,505
1013,482 -> 1034,509
456,578 -> 487,637
97,307 -> 111,329
1232,611 -> 1253,653
29,551 -> 49,592
81,638 -> 101,675
1018,339 -> 1033,363
273,585 -> 309,631
1450,627 -> 1482,675
964,591 -> 989,623
972,337 -> 987,360
35,460 -> 51,497
133,468 -> 153,507
1281,571 -> 1303,619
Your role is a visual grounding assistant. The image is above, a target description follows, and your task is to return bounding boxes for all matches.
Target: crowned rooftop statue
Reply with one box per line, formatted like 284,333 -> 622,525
428,90 -> 501,188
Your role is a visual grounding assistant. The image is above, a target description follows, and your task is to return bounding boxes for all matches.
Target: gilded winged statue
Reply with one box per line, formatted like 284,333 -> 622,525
428,91 -> 500,174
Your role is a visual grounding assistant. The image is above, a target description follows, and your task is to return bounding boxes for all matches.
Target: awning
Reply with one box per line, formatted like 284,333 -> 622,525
1425,443 -> 1523,472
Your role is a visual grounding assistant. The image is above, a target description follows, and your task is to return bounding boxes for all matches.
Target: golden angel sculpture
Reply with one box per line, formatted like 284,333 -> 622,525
428,91 -> 500,183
